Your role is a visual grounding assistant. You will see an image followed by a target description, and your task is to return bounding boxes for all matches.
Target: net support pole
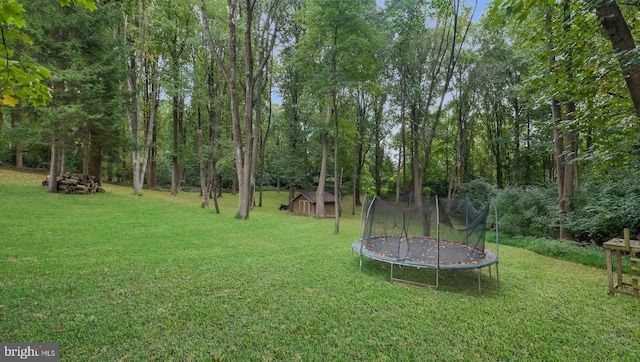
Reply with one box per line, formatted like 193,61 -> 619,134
436,195 -> 440,290
493,197 -> 500,290
390,263 -> 394,281
358,195 -> 376,273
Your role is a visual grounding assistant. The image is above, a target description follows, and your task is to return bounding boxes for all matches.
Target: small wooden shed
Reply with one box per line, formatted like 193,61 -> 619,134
290,191 -> 336,218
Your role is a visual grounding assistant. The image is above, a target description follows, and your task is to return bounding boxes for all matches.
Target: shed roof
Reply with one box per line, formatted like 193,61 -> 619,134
293,191 -> 335,204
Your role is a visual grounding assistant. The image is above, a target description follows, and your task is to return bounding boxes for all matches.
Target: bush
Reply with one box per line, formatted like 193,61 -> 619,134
566,172 -> 640,244
494,185 -> 559,237
456,179 -> 496,209
498,235 -> 611,270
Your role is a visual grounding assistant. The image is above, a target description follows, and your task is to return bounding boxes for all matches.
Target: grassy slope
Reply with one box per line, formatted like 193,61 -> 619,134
1,169 -> 639,361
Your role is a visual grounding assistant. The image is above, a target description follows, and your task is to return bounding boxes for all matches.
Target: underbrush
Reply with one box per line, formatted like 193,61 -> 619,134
493,234 -> 628,272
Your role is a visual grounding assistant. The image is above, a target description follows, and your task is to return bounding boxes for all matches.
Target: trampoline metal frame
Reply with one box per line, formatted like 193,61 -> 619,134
354,195 -> 500,295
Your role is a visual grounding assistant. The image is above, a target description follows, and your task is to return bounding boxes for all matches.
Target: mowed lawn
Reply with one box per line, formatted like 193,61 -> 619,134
1,169 -> 639,361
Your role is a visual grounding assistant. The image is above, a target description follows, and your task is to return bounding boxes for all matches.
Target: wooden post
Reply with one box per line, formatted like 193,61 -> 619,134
624,228 -> 630,250
616,251 -> 623,287
631,248 -> 639,297
606,248 -> 614,295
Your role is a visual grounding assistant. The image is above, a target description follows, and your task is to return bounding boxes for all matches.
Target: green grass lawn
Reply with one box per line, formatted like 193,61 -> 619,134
1,169 -> 639,361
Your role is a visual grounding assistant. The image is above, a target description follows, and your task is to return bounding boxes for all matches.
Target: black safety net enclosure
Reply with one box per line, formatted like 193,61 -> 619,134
353,194 -> 499,293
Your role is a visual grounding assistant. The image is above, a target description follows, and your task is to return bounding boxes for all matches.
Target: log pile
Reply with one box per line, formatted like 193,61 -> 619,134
54,173 -> 105,194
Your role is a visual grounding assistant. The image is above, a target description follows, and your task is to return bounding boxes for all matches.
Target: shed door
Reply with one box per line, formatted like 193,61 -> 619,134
300,200 -> 311,215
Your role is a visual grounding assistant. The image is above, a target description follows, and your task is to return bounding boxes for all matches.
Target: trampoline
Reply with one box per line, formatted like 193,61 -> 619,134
353,194 -> 499,294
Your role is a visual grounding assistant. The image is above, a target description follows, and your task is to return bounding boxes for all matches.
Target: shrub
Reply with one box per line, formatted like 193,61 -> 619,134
499,235 -> 611,270
566,171 -> 640,244
494,185 -> 559,237
455,179 -> 496,209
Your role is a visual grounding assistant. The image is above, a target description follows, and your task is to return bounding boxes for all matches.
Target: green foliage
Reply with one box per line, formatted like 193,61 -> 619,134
0,1 -> 28,28
494,185 -> 559,237
488,0 -> 640,176
496,234 -> 615,271
455,179 -> 496,208
566,170 -> 640,243
0,0 -> 96,106
9,0 -> 127,175
56,0 -> 97,11
296,0 -> 381,97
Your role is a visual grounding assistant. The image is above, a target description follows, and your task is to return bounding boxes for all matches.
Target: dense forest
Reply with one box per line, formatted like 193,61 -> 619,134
1,0 -> 639,241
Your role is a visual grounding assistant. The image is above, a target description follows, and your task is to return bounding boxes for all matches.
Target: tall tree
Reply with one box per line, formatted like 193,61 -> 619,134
550,1 -> 579,239
446,48 -> 476,199
487,0 -> 638,237
201,0 -> 281,219
277,0 -> 307,204
155,0 -> 196,196
123,0 -> 160,195
192,22 -> 225,212
591,0 -> 640,119
19,0 -> 124,192
492,0 -> 640,119
386,0 -> 475,203
297,0 -> 379,225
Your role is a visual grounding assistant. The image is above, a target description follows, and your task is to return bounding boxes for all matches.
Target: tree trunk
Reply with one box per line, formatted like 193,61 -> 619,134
197,107 -> 209,209
88,132 -> 102,184
513,97 -> 521,185
552,99 -> 565,200
146,112 -> 157,189
127,3 -> 142,195
594,0 -> 640,118
288,184 -> 295,209
205,60 -> 221,214
396,68 -> 407,204
410,102 -> 422,204
251,76 -> 262,210
121,147 -> 127,185
333,98 -> 340,233
48,138 -> 62,193
171,94 -> 181,196
10,109 -> 23,168
422,0 -> 473,193
88,154 -> 102,185
315,104 -> 331,218
211,158 -> 220,213
494,139 -> 504,189
239,2 -> 256,218
201,0 -> 279,219
560,101 -> 578,240
353,91 -> 365,215
124,1 -> 156,196
352,129 -> 359,215
201,0 -> 242,214
257,65 -> 272,208
373,93 -> 385,197
15,144 -> 23,169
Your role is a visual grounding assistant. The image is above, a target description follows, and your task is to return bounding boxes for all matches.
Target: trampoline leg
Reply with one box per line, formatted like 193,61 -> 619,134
477,269 -> 482,295
359,254 -> 363,272
435,269 -> 439,290
390,263 -> 394,280
496,263 -> 500,290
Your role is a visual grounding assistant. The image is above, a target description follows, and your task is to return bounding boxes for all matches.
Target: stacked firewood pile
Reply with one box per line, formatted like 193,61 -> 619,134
47,173 -> 105,194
